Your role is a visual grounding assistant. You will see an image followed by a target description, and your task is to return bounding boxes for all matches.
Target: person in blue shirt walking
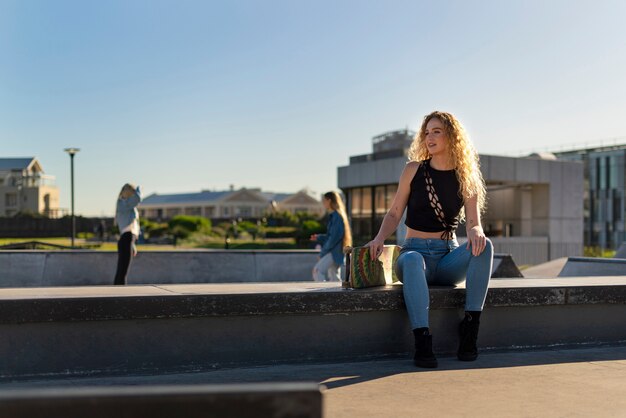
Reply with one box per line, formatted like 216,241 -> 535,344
114,183 -> 141,285
310,191 -> 352,282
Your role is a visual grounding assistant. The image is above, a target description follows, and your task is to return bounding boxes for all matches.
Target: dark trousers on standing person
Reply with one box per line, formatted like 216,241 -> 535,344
114,232 -> 135,285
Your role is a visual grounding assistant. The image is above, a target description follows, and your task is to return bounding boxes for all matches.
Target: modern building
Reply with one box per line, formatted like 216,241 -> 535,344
0,158 -> 63,218
139,187 -> 324,221
338,130 -> 584,265
554,144 -> 626,249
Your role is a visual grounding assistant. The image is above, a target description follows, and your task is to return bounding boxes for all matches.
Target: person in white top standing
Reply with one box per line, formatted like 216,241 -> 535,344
114,183 -> 141,285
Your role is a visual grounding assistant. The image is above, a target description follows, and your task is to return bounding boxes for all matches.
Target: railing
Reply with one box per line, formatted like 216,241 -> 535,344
4,174 -> 57,188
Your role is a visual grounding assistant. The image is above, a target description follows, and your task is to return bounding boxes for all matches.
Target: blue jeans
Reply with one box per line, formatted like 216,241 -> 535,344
396,237 -> 493,329
313,253 -> 341,282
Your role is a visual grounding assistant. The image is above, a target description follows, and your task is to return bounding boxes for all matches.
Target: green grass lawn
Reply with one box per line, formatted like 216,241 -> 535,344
0,237 -> 303,251
0,237 -> 179,251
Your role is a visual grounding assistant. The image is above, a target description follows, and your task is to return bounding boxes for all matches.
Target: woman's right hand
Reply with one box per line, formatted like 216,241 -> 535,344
365,238 -> 385,260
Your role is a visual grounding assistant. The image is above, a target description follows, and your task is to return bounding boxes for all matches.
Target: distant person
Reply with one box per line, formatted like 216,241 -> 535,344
96,219 -> 106,242
310,191 -> 352,282
366,111 -> 493,368
114,183 -> 142,285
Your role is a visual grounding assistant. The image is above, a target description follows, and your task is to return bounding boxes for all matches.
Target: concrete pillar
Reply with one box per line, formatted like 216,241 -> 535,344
520,188 -> 532,236
531,185 -> 550,236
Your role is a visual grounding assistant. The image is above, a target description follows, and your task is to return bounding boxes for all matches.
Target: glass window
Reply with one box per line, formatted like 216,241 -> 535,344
362,187 -> 372,217
5,193 -> 17,207
610,156 -> 619,190
375,186 -> 386,215
185,207 -> 201,216
589,158 -> 597,192
239,206 -> 252,217
351,188 -> 362,217
599,157 -> 606,190
613,189 -> 621,222
386,185 -> 397,209
166,208 -> 182,218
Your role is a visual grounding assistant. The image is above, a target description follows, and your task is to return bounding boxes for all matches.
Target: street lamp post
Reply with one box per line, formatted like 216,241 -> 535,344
64,148 -> 80,247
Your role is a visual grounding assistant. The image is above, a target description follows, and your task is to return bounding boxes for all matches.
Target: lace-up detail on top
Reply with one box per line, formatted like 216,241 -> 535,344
423,159 -> 454,240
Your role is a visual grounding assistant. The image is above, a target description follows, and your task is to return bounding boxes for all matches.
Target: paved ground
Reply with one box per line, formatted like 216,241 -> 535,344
2,345 -> 625,418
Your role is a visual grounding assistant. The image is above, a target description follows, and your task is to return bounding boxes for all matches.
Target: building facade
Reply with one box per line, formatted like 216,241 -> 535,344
0,158 -> 62,218
338,131 -> 584,265
139,188 -> 324,221
555,145 -> 626,249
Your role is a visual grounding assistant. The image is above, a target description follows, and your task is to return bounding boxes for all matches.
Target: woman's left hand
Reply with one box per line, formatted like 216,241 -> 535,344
466,226 -> 487,256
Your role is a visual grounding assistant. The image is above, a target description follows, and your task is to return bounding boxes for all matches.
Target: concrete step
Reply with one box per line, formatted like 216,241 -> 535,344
1,279 -> 625,380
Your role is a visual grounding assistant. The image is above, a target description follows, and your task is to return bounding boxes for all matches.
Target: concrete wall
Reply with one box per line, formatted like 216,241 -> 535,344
490,237 -> 549,266
482,155 -> 584,260
0,250 -> 517,287
0,251 -> 321,287
2,279 -> 625,379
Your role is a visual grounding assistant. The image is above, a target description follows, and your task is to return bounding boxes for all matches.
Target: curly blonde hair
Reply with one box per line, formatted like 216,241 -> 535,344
408,111 -> 486,216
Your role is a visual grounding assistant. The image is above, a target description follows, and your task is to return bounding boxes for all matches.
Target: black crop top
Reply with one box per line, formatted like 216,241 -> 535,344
405,160 -> 464,237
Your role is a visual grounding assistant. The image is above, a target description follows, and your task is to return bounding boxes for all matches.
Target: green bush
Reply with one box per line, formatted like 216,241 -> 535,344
296,220 -> 325,246
168,215 -> 211,232
237,220 -> 256,231
168,215 -> 212,239
264,226 -> 297,238
140,219 -> 169,238
584,246 -> 616,258
265,210 -> 298,227
236,220 -> 265,240
295,211 -> 320,224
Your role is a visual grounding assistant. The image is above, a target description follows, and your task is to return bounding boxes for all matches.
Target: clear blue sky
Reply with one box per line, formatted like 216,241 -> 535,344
2,0 -> 625,216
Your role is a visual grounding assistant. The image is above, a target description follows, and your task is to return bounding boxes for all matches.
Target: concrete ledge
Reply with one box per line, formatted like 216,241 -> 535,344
1,279 -> 625,380
0,383 -> 323,418
1,279 -> 625,324
559,257 -> 626,277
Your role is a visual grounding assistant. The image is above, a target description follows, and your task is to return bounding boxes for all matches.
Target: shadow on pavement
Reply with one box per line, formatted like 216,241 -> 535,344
2,344 -> 624,390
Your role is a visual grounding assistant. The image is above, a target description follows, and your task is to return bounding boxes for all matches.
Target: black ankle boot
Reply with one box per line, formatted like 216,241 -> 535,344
457,312 -> 481,361
413,328 -> 438,368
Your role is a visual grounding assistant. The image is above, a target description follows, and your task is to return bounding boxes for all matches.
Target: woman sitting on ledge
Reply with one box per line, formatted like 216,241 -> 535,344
366,111 -> 493,368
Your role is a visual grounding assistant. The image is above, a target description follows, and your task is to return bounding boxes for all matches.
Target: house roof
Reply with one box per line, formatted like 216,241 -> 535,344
141,190 -> 232,205
0,158 -> 36,171
261,192 -> 291,202
141,189 -> 321,207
